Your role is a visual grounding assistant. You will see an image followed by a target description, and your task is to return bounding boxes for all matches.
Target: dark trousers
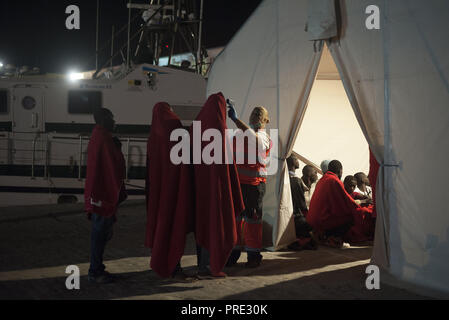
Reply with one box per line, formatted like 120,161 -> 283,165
89,213 -> 115,277
196,245 -> 211,273
230,183 -> 265,263
294,213 -> 313,238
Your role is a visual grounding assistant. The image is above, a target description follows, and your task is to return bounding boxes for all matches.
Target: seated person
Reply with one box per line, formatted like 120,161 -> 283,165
302,165 -> 319,211
320,159 -> 331,175
306,160 -> 374,247
354,172 -> 373,200
343,175 -> 372,207
287,155 -> 317,250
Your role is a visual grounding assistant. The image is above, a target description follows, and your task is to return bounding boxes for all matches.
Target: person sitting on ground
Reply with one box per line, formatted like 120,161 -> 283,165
344,175 -> 372,207
286,155 -> 317,250
287,155 -> 308,216
320,159 -> 331,175
301,165 -> 319,211
306,160 -> 373,248
354,172 -> 373,202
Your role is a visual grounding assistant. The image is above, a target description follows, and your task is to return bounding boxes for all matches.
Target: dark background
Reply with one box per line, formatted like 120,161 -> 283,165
0,0 -> 262,74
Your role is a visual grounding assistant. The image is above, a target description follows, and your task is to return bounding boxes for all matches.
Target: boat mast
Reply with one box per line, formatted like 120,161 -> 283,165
93,0 -> 206,78
127,0 -> 132,70
197,0 -> 204,74
96,0 -> 100,71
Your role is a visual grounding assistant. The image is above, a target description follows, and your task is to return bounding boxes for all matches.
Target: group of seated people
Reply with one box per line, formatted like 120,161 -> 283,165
287,155 -> 376,250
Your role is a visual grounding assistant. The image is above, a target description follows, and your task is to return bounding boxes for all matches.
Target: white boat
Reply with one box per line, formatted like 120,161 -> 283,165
0,64 -> 206,207
0,0 -> 218,207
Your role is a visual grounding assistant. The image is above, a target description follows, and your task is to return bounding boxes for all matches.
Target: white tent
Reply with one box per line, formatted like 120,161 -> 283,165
207,0 -> 449,295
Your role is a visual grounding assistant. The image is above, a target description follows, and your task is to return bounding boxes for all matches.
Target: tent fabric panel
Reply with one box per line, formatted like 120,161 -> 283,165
385,0 -> 449,293
306,0 -> 338,41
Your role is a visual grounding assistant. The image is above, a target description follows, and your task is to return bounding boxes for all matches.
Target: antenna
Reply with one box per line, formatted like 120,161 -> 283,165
127,0 -> 132,69
96,0 -> 100,71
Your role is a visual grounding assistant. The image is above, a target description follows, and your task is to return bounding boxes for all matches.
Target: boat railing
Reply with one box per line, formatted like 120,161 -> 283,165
0,133 -> 147,181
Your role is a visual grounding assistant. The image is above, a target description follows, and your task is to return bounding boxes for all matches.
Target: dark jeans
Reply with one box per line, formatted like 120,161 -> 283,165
172,262 -> 182,276
196,246 -> 211,273
89,213 -> 115,277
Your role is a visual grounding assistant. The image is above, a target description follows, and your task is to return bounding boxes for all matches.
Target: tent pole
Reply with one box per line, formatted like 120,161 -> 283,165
381,0 -> 392,268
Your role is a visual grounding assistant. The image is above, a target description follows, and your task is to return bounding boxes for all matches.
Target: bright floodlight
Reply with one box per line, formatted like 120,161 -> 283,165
0,62 -> 3,68
68,71 -> 84,81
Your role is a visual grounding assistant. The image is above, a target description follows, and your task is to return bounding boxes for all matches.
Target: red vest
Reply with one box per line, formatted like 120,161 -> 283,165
235,131 -> 272,185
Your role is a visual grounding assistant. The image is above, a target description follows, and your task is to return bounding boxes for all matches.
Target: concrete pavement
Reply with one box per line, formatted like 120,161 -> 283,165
0,202 -> 432,300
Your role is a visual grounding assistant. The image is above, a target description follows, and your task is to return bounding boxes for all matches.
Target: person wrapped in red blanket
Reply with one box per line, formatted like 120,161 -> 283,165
306,160 -> 375,247
145,102 -> 195,279
85,108 -> 127,284
191,93 -> 245,277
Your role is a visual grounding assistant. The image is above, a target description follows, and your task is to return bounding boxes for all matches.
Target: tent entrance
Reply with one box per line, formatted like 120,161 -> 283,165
292,44 -> 370,178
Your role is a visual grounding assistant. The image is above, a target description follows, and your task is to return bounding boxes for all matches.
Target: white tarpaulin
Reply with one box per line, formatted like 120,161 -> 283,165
307,0 -> 338,40
207,0 -> 449,294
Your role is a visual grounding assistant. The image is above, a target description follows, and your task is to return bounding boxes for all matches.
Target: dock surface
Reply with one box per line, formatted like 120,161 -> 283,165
0,202 -> 431,300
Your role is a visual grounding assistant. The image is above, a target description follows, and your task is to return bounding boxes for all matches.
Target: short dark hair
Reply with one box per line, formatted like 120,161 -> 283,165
328,160 -> 343,174
93,108 -> 112,124
287,154 -> 299,170
302,165 -> 315,176
354,172 -> 366,184
344,175 -> 356,185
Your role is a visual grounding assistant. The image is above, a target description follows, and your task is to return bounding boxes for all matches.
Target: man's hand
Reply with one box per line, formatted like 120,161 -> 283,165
227,99 -> 238,121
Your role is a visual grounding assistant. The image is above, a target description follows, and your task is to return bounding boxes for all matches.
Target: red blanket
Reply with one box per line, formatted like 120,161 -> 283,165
145,102 -> 195,278
344,204 -> 375,243
307,172 -> 358,232
84,125 -> 126,217
191,93 -> 245,275
307,171 -> 375,243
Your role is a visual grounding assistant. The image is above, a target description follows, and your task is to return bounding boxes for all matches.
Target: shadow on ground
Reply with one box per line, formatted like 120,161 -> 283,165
0,269 -> 203,300
222,264 -> 430,300
222,246 -> 372,278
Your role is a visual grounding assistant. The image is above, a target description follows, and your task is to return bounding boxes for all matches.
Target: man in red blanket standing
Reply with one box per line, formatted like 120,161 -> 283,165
85,108 -> 127,284
192,93 -> 245,278
227,103 -> 272,268
145,102 -> 195,280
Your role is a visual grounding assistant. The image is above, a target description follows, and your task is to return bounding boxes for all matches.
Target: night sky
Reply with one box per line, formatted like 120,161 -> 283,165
0,0 -> 262,73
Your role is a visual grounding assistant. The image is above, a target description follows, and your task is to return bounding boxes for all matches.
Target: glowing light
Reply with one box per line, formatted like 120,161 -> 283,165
0,62 -> 3,68
68,71 -> 84,81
